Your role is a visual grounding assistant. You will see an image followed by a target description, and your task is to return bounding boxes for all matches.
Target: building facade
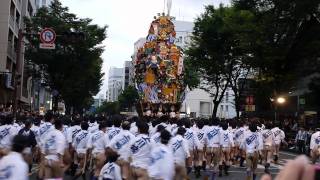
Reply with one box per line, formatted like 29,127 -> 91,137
107,67 -> 124,102
122,61 -> 133,90
0,0 -> 36,109
35,0 -> 53,9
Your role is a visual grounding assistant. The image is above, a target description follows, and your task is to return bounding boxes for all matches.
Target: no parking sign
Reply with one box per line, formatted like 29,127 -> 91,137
39,28 -> 56,49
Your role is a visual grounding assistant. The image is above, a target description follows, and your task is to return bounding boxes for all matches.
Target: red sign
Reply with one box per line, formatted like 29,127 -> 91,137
40,28 -> 56,44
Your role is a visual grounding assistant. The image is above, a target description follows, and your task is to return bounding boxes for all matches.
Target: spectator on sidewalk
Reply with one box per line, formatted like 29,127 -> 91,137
295,127 -> 308,154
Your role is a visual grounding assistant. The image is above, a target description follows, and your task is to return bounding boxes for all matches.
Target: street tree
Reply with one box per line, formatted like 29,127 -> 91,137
118,85 -> 139,111
185,5 -> 256,117
24,0 -> 107,113
232,0 -> 320,97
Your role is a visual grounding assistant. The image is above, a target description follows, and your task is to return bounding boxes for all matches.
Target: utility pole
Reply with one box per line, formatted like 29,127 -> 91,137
12,29 -> 24,118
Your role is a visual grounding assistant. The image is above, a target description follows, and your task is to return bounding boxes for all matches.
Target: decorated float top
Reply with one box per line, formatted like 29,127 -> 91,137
134,13 -> 185,115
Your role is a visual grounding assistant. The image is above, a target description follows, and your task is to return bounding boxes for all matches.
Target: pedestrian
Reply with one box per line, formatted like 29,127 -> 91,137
43,118 -> 67,179
169,127 -> 190,180
219,122 -> 234,177
129,121 -> 154,180
0,134 -> 29,180
261,122 -> 275,173
18,119 -> 37,172
148,129 -> 175,180
234,121 -> 246,167
295,126 -> 308,154
99,150 -> 122,180
0,115 -> 18,158
194,119 -> 206,178
72,121 -> 90,177
204,118 -> 221,177
310,128 -> 320,164
241,122 -> 263,180
107,121 -> 135,180
271,125 -> 285,164
87,121 -> 108,179
184,118 -> 200,175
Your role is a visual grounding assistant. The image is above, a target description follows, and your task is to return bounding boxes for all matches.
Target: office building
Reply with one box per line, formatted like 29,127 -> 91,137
0,0 -> 36,107
107,67 -> 124,102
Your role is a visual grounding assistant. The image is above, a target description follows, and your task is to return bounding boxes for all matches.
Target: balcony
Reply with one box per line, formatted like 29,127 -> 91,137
9,16 -> 15,29
7,43 -> 16,61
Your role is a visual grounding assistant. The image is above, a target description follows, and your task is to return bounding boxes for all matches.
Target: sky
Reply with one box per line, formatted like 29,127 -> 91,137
60,0 -> 230,97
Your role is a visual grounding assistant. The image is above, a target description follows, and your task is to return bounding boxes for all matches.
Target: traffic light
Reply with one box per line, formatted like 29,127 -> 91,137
63,31 -> 86,43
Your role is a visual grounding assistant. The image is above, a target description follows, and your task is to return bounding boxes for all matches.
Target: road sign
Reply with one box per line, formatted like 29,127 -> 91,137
39,28 -> 56,49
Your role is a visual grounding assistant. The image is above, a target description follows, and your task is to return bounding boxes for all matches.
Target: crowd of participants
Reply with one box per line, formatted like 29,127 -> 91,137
1,111 -> 320,180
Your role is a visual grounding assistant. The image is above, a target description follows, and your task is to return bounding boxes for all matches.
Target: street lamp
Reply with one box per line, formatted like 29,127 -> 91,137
272,96 -> 286,122
276,97 -> 286,104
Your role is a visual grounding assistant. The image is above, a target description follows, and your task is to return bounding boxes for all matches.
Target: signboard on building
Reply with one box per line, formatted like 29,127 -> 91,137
39,28 -> 56,49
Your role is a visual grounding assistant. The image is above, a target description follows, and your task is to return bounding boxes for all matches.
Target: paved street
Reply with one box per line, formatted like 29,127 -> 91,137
30,151 -> 299,180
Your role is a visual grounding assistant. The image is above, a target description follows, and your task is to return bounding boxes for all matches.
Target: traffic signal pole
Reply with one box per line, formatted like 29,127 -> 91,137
13,29 -> 24,118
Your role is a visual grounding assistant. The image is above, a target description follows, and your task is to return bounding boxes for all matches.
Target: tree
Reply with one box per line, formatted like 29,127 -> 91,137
25,0 -> 107,113
233,0 -> 320,95
185,5 -> 256,117
118,86 -> 139,111
96,101 -> 120,115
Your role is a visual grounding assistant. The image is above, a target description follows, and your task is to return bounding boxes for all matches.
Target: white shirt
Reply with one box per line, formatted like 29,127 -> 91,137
169,134 -> 190,166
184,128 -> 200,150
106,127 -> 121,141
130,123 -> 138,136
261,129 -> 275,146
148,144 -> 174,180
234,127 -> 245,145
87,130 -> 106,154
108,130 -> 135,161
241,131 -> 263,154
151,132 -> 161,144
0,152 -> 28,180
310,131 -> 320,150
219,129 -> 234,148
205,126 -> 221,148
99,162 -> 122,180
272,127 -> 285,144
0,125 -> 18,149
73,130 -> 89,154
88,123 -> 99,134
39,122 -> 54,151
195,128 -> 205,149
44,129 -> 66,159
129,134 -> 154,169
67,125 -> 81,144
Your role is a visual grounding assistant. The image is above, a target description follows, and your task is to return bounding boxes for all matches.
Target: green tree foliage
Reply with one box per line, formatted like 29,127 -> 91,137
185,5 -> 256,117
118,86 -> 139,111
96,101 -> 120,115
24,0 -> 107,113
232,0 -> 320,112
233,0 -> 320,93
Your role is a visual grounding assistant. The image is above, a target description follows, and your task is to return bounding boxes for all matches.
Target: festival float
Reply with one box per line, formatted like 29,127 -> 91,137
134,10 -> 185,118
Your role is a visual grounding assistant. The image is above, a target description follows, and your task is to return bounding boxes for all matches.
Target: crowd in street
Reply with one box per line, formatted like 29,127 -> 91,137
0,108 -> 320,180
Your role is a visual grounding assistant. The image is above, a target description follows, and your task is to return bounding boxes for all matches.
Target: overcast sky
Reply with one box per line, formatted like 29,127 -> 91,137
60,0 -> 230,96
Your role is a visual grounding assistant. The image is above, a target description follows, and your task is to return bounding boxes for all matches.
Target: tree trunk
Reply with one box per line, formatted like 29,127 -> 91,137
212,101 -> 219,118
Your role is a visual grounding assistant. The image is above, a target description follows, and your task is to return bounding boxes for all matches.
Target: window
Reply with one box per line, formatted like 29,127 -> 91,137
15,10 -> 20,27
220,105 -> 224,111
10,1 -> 15,18
226,92 -> 229,102
27,1 -> 33,16
200,102 -> 210,115
226,105 -> 229,112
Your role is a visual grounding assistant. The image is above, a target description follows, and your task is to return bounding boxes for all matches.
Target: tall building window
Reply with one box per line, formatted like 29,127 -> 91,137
226,92 -> 229,102
226,105 -> 229,112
